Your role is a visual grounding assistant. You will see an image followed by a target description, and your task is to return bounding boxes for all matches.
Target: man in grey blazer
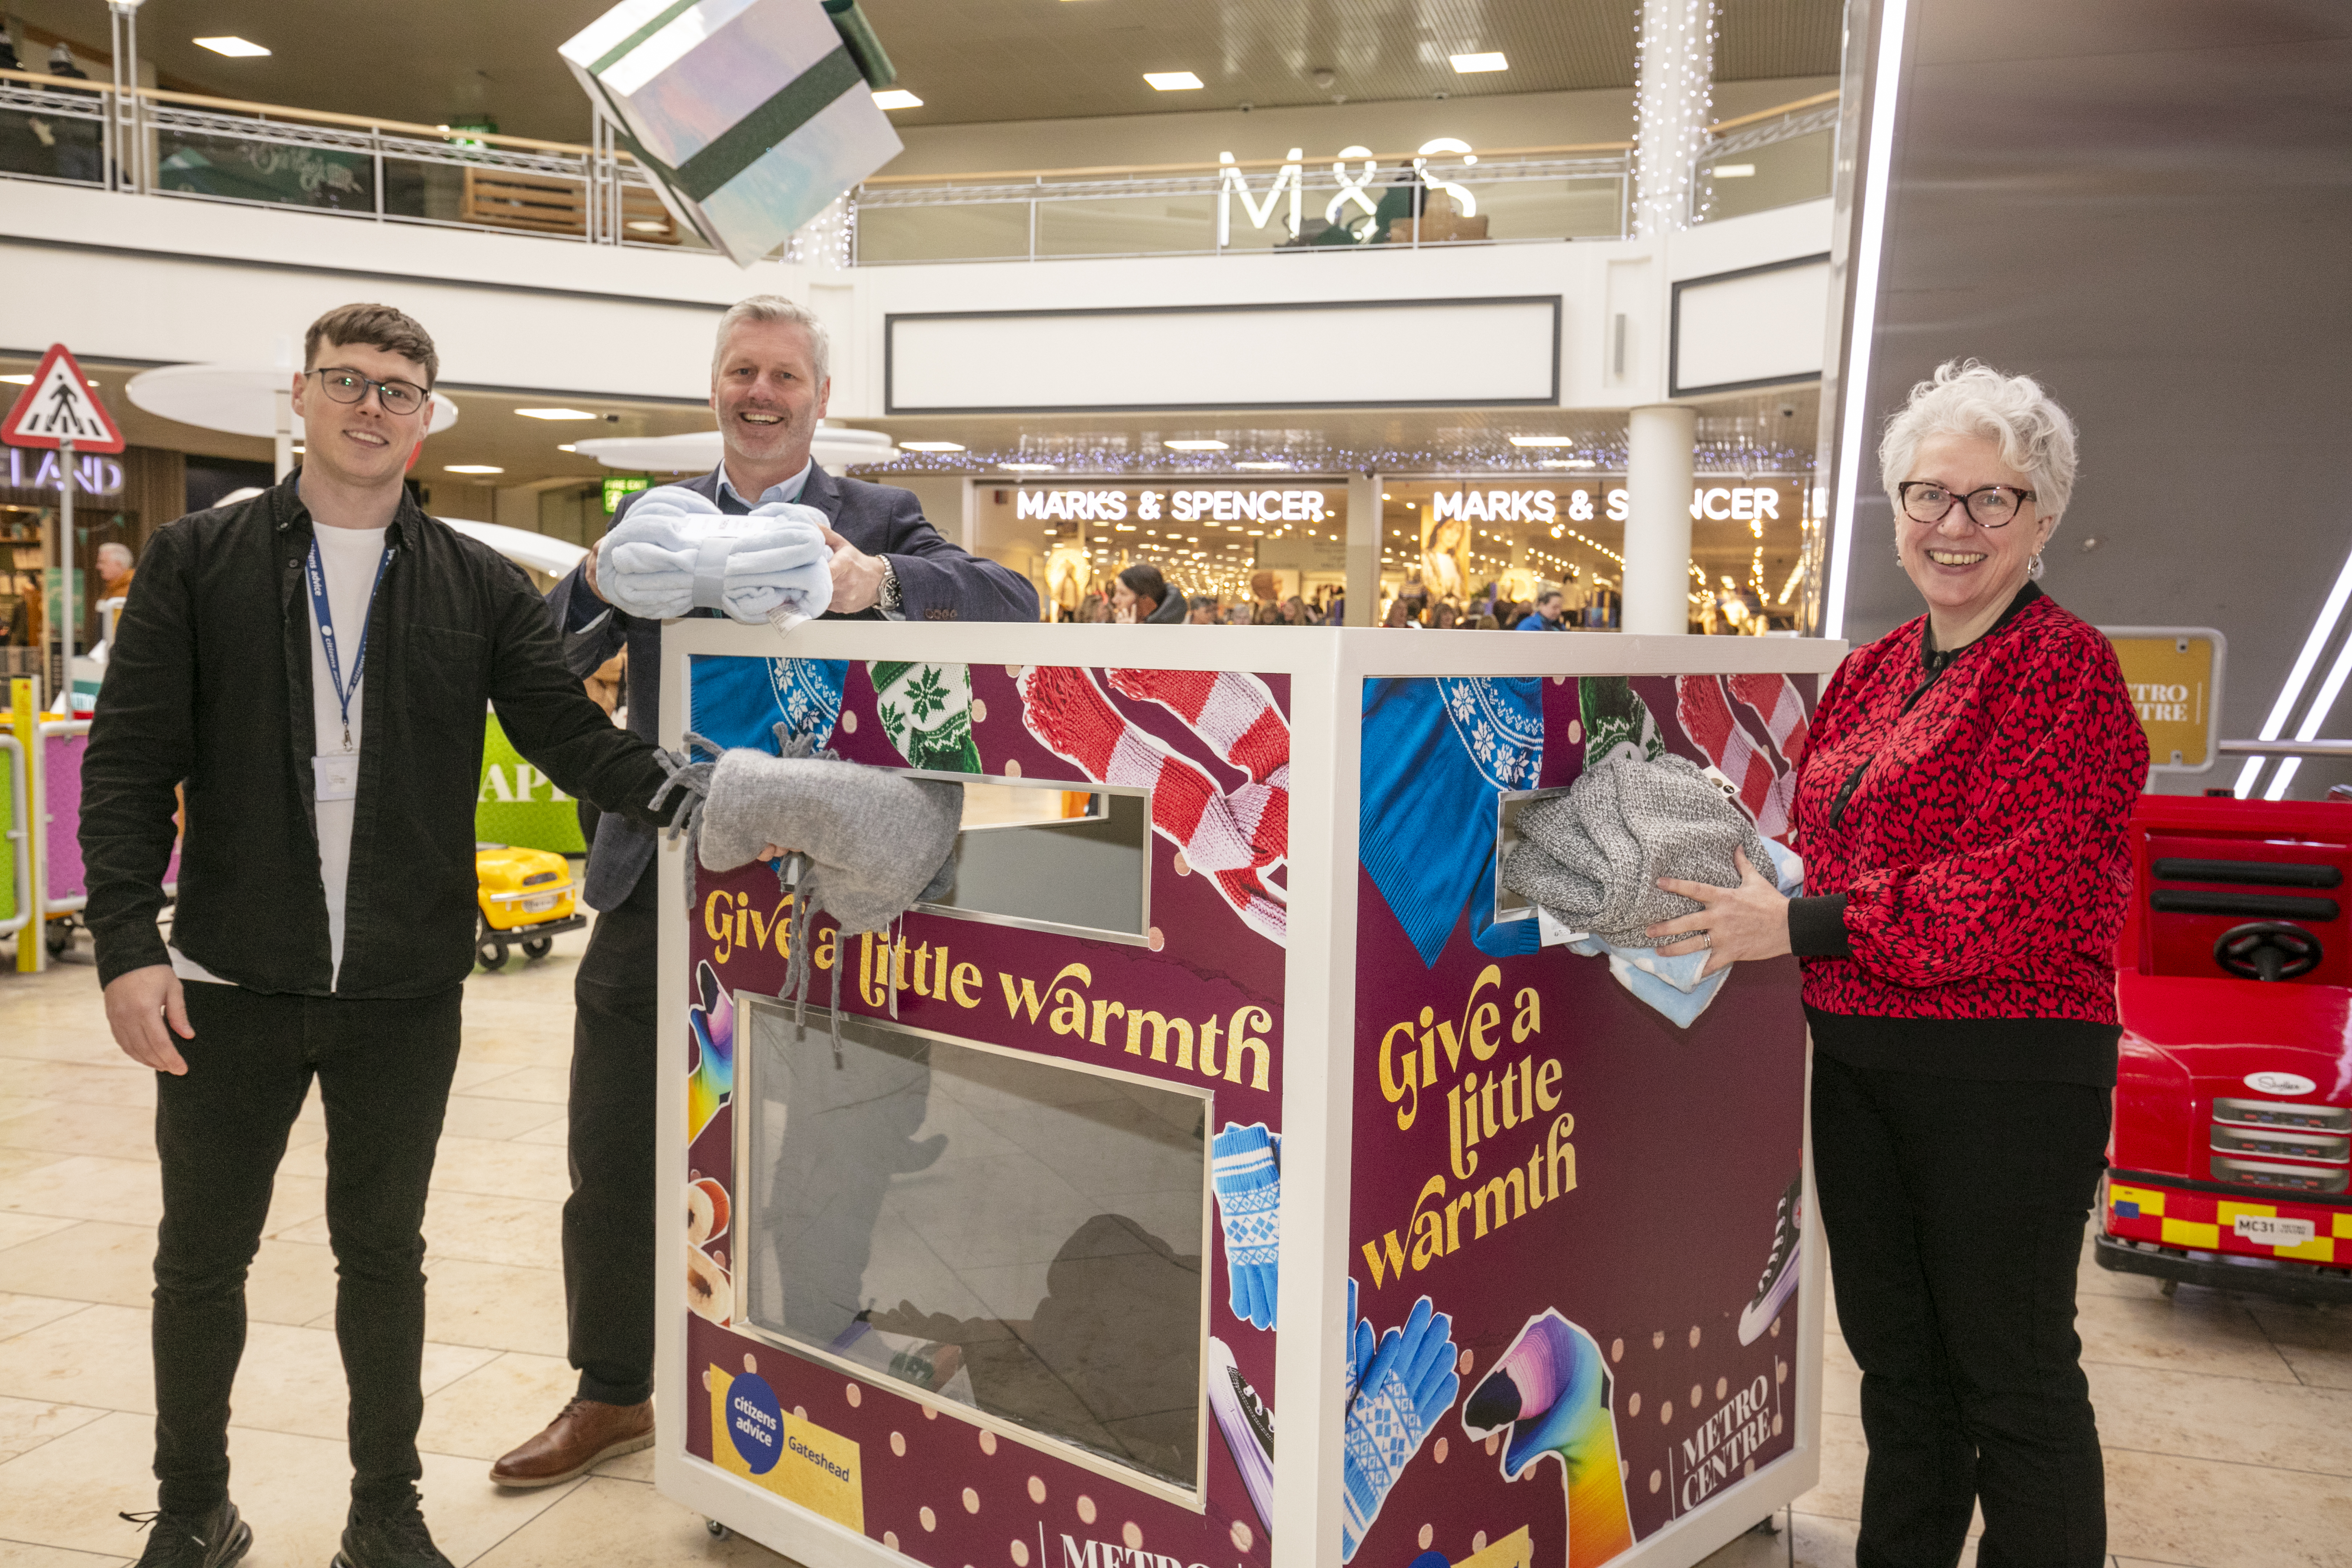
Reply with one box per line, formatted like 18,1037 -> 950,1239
491,296 -> 1037,1486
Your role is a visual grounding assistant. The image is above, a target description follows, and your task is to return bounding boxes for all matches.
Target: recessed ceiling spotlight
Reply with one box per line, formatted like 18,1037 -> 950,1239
1144,71 -> 1205,91
445,464 -> 503,474
872,89 -> 923,110
900,441 -> 966,452
556,444 -> 577,453
1508,435 -> 1577,447
195,36 -> 270,57
1164,439 -> 1228,451
1450,51 -> 1507,73
516,408 -> 596,420
1711,163 -> 1757,178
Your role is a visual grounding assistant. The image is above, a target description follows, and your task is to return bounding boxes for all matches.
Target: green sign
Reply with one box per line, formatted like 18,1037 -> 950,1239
476,714 -> 588,854
603,474 -> 652,514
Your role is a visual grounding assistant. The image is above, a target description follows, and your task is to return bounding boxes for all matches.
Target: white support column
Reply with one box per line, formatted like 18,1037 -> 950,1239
1632,0 -> 1716,237
1622,404 -> 1696,636
1344,472 -> 1380,626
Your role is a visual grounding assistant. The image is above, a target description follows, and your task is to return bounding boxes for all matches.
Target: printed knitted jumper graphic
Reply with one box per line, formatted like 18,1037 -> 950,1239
1675,673 -> 1808,837
1018,665 -> 1289,943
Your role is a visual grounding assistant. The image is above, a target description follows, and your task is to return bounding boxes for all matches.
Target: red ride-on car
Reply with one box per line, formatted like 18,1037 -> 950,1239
2099,792 -> 2352,1303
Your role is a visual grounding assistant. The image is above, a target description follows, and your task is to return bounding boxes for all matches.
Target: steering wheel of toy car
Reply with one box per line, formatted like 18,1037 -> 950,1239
2213,921 -> 2323,983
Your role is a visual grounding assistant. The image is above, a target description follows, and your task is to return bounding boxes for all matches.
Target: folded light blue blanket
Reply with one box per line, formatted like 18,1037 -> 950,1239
597,484 -> 834,626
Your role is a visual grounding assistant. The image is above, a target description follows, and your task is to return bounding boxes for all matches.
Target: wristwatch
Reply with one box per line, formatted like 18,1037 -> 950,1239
876,555 -> 902,613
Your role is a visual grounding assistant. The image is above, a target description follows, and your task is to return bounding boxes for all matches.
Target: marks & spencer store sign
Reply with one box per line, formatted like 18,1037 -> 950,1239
1428,484 -> 1791,526
1016,486 -> 1335,524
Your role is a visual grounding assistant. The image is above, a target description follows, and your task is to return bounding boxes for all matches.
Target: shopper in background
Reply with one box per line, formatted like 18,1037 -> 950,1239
1111,562 -> 1184,624
83,303 -> 683,1568
1645,361 -> 2143,1567
1516,588 -> 1569,631
40,42 -> 101,183
1187,595 -> 1220,625
496,295 -> 1036,1494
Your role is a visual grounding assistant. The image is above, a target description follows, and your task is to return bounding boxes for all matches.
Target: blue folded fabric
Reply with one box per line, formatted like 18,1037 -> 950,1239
1542,839 -> 1806,1029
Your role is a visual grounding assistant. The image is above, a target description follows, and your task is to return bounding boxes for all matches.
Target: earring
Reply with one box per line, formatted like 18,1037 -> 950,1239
2029,551 -> 2046,580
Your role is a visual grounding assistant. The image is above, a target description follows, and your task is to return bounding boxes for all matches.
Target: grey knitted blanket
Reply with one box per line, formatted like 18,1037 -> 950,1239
699,750 -> 963,936
1500,752 -> 1776,948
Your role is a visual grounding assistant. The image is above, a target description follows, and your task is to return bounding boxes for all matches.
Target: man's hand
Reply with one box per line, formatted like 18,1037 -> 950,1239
104,963 -> 194,1074
1645,846 -> 1792,977
819,524 -> 887,614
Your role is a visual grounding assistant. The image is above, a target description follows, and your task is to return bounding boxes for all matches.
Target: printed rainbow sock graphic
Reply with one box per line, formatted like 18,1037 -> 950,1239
687,960 -> 735,1142
1461,1311 -> 1635,1568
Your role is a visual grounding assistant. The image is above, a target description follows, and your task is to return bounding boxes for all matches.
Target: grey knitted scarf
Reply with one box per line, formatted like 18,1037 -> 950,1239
1501,752 -> 1776,948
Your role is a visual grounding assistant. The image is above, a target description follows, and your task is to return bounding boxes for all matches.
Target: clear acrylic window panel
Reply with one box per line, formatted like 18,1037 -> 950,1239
1035,193 -> 1218,257
856,201 -> 1033,262
737,997 -> 1209,1490
920,783 -> 1150,939
1701,129 -> 1833,223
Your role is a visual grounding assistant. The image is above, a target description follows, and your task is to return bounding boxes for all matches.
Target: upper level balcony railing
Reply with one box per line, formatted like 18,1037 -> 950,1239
0,66 -> 697,250
0,68 -> 1834,265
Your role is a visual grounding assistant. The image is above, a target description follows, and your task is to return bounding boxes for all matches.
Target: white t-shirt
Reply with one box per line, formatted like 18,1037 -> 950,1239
172,523 -> 387,990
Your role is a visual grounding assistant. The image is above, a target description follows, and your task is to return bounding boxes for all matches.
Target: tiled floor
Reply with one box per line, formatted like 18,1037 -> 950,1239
4,927 -> 2351,1568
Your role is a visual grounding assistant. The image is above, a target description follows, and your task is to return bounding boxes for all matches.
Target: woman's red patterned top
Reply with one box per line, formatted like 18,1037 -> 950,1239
1789,584 -> 2149,1028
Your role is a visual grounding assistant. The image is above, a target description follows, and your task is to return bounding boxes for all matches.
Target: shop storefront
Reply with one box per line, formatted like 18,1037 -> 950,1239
1375,475 -> 1816,633
970,477 -> 1354,622
952,470 -> 1815,632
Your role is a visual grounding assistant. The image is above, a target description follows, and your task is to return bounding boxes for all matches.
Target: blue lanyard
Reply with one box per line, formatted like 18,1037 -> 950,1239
306,535 -> 393,752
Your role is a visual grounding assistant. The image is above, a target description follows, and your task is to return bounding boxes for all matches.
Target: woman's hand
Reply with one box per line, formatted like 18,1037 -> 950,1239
1646,846 -> 1792,976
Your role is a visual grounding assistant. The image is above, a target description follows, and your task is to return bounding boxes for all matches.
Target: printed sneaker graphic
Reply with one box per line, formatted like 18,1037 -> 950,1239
1208,1337 -> 1274,1532
1459,1311 -> 1634,1568
1738,1173 -> 1802,1346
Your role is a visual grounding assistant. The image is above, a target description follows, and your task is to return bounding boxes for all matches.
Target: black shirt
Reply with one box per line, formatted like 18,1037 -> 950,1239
81,472 -> 674,996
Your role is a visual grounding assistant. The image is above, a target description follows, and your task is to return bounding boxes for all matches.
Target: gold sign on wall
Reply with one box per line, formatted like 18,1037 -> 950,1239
2101,626 -> 2226,773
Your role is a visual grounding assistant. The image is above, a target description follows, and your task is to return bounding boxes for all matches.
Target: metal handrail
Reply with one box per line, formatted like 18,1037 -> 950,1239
2219,740 -> 2352,759
0,734 -> 28,938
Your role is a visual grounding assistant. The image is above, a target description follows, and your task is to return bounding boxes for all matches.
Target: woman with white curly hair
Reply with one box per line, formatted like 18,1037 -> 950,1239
1644,360 -> 2147,1564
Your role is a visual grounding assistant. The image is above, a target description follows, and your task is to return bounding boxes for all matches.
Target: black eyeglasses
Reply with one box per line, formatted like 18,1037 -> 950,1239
309,367 -> 428,416
1898,481 -> 2036,529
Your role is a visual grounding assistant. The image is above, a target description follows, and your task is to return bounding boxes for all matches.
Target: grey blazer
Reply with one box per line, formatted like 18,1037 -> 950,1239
547,462 -> 1040,908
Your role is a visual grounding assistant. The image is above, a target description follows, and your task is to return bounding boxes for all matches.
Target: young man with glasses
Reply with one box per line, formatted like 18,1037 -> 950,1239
81,303 -> 684,1568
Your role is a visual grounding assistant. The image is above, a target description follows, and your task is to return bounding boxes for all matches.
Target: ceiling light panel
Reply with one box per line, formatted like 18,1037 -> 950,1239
1164,439 -> 1228,450
899,441 -> 966,452
1144,71 -> 1205,91
194,36 -> 270,57
445,464 -> 504,474
1450,52 -> 1508,73
515,408 -> 596,421
871,89 -> 923,110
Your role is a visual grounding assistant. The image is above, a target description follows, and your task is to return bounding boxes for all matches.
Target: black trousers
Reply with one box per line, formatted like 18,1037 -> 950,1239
564,856 -> 659,1405
1810,1051 -> 2111,1568
154,984 -> 462,1515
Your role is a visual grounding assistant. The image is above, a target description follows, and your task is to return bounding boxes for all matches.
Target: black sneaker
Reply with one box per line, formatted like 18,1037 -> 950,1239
120,1500 -> 253,1568
334,1495 -> 455,1568
1737,1172 -> 1803,1346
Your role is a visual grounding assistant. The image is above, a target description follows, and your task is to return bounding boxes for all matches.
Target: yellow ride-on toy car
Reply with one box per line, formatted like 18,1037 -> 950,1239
475,843 -> 587,970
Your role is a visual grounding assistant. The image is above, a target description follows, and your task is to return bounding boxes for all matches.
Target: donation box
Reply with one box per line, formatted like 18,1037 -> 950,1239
655,622 -> 1841,1568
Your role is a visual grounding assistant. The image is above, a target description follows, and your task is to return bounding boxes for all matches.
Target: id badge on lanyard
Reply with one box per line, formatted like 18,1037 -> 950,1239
309,535 -> 393,803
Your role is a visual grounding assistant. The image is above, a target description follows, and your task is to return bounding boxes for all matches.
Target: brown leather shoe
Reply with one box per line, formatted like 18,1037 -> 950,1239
489,1398 -> 654,1488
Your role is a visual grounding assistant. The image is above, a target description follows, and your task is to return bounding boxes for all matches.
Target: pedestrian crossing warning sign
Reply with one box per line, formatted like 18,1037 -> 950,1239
3,344 -> 124,453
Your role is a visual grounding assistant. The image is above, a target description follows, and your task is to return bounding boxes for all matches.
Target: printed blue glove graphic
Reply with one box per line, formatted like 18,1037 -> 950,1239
1212,1122 -> 1281,1330
1340,1294 -> 1460,1561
